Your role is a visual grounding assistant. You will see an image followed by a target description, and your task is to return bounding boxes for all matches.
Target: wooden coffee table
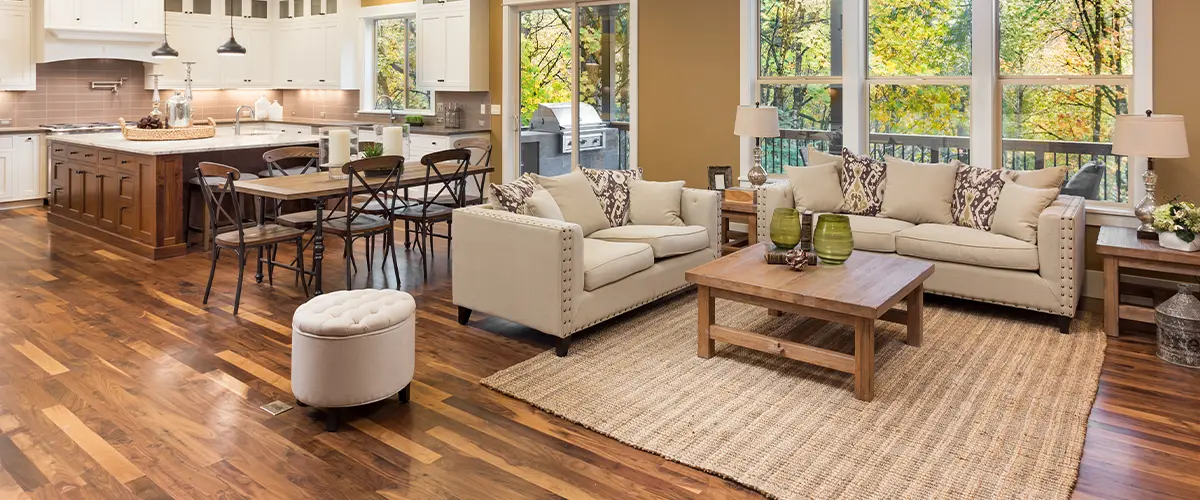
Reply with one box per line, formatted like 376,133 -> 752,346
684,244 -> 934,401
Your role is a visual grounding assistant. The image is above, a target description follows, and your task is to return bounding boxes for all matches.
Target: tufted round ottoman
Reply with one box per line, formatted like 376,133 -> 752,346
291,289 -> 416,431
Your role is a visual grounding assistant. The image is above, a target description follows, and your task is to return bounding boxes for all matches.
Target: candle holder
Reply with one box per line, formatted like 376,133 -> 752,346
319,126 -> 358,180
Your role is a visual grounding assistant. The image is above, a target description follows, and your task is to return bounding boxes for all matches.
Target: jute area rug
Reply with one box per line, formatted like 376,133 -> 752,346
482,292 -> 1106,499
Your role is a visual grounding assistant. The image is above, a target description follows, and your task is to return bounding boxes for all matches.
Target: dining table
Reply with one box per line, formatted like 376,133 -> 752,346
234,161 -> 495,294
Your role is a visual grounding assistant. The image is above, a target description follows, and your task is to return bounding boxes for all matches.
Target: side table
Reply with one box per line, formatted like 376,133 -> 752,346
720,188 -> 757,254
1096,225 -> 1200,337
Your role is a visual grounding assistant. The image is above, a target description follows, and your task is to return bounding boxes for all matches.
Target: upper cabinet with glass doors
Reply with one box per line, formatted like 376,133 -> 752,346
225,0 -> 269,20
278,0 -> 335,20
416,0 -> 488,91
164,0 -> 214,17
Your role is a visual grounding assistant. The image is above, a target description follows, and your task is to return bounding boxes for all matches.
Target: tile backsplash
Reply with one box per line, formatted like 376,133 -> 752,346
0,59 -> 491,129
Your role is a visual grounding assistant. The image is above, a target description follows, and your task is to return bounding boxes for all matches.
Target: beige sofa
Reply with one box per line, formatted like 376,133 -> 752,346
452,188 -> 721,355
756,182 -> 1086,332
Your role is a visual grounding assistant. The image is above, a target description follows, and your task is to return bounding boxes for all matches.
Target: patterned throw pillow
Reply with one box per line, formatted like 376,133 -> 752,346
580,167 -> 642,226
951,161 -> 1006,231
839,149 -> 887,216
489,174 -> 540,214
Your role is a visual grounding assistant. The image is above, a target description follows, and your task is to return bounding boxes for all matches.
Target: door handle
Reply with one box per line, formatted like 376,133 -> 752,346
101,156 -> 113,161
120,160 -> 130,164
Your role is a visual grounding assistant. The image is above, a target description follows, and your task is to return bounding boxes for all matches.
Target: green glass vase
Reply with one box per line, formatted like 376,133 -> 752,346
813,214 -> 853,265
770,208 -> 801,250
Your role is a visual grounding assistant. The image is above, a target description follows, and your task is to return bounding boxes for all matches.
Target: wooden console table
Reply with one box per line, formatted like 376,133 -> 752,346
1096,225 -> 1200,337
720,188 -> 757,254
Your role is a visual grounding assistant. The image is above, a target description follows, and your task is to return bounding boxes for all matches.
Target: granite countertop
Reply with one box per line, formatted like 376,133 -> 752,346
0,126 -> 47,134
211,117 -> 377,128
47,128 -> 320,155
405,123 -> 492,135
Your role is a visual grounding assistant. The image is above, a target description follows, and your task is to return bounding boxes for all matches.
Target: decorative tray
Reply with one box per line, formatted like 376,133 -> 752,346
118,118 -> 216,141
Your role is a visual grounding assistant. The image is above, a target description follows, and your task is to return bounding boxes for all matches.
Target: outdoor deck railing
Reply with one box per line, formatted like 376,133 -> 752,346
612,121 -> 631,170
761,129 -> 1129,203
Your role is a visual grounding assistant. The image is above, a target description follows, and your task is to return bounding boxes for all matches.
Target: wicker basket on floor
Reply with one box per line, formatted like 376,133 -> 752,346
119,117 -> 216,141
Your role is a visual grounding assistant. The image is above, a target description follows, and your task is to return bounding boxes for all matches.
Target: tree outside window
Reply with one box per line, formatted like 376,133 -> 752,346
375,17 -> 432,112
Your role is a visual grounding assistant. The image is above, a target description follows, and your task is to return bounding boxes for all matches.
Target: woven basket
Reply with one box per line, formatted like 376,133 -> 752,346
119,117 -> 217,141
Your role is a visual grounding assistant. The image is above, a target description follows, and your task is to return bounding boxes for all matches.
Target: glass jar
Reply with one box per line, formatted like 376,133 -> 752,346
319,127 -> 359,180
769,208 -> 801,250
166,91 -> 191,128
813,214 -> 854,265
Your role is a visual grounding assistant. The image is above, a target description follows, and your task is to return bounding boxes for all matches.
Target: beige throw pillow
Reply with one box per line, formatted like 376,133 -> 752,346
525,188 -> 564,221
1005,167 -> 1067,190
783,162 -> 844,213
628,179 -> 686,226
991,181 -> 1060,243
879,156 -> 957,224
535,171 -> 611,235
808,146 -> 844,169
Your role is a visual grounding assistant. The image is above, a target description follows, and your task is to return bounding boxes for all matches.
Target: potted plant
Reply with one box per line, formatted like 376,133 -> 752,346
1152,200 -> 1200,252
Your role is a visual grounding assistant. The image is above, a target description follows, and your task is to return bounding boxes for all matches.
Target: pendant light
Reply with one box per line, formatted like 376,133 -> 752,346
152,10 -> 178,59
217,0 -> 247,56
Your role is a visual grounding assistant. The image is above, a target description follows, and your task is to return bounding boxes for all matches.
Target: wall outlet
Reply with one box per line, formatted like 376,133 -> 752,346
479,120 -> 487,127
0,118 -> 11,126
319,111 -> 326,118
480,104 -> 487,115
490,104 -> 502,115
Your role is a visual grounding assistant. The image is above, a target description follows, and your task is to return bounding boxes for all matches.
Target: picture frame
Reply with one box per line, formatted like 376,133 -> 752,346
708,165 -> 733,191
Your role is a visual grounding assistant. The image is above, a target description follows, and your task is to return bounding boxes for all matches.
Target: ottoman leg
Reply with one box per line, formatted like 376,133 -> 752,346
555,336 -> 571,357
296,400 -> 308,407
325,409 -> 340,432
398,384 -> 411,404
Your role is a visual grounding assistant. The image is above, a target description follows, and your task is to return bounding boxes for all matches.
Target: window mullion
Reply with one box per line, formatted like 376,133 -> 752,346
972,0 -> 997,167
842,0 -> 866,154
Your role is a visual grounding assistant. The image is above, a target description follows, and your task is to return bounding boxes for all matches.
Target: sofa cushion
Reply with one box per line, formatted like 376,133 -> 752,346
525,188 -> 564,221
489,173 -> 540,214
895,224 -> 1039,271
950,160 -> 1005,231
990,181 -> 1059,244
839,149 -> 887,216
879,156 -> 957,224
783,162 -> 844,213
1005,166 -> 1066,190
581,167 -> 641,227
589,225 -> 709,258
629,179 -> 685,226
841,215 -> 914,253
582,239 -> 655,291
536,171 -> 612,236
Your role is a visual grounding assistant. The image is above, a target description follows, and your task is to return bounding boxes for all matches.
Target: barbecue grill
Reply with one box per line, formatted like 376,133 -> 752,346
520,102 -> 620,175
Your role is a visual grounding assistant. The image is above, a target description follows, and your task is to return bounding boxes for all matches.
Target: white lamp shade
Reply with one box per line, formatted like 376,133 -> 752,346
1112,113 -> 1190,159
734,105 -> 781,138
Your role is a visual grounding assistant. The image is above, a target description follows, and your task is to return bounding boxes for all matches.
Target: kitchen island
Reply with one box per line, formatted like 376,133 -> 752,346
46,128 -> 320,260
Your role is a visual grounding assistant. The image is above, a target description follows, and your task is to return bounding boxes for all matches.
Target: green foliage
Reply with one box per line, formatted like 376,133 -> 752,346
1153,201 -> 1200,242
361,142 -> 384,158
375,18 -> 431,112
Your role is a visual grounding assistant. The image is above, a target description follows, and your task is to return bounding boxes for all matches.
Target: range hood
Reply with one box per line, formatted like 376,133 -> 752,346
37,3 -> 162,64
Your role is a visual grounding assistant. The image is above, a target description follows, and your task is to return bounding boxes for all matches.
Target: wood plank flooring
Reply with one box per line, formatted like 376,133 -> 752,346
0,206 -> 1197,499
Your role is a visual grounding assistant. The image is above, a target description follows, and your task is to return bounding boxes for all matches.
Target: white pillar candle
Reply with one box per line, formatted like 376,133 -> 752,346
381,126 -> 406,157
328,129 -> 352,166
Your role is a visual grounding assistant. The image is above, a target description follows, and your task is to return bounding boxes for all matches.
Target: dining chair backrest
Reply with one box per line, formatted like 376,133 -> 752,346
195,162 -> 246,245
340,155 -> 405,228
417,149 -> 472,216
452,138 -> 491,205
262,146 -> 320,176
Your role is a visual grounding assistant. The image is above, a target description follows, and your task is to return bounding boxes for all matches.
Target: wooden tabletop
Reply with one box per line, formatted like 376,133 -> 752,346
685,244 -> 934,318
1095,225 -> 1200,265
234,162 -> 494,201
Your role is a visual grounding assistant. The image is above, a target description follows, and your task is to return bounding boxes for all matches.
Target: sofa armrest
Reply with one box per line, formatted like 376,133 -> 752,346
755,181 -> 795,244
451,207 -> 586,337
1037,195 -> 1086,317
680,188 -> 722,257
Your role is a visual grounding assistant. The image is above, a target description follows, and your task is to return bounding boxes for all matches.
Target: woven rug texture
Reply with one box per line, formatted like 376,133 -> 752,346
482,292 -> 1106,500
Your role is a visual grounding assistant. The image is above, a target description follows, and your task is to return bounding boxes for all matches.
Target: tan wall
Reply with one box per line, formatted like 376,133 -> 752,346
360,0 -> 414,6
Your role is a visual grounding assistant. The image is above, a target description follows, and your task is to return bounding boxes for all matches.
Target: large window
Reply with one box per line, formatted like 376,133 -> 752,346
372,17 -> 431,113
750,0 -> 1145,205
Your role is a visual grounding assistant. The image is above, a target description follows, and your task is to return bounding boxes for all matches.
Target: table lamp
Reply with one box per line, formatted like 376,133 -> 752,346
1113,110 -> 1190,237
735,103 -> 780,186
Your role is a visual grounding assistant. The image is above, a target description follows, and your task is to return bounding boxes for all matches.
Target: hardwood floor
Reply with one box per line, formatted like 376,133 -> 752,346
0,206 -> 1197,499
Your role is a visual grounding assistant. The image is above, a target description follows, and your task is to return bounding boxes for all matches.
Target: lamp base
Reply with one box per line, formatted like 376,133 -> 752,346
1137,228 -> 1159,240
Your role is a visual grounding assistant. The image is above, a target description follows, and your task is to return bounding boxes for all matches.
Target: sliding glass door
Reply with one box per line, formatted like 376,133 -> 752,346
506,0 -> 636,181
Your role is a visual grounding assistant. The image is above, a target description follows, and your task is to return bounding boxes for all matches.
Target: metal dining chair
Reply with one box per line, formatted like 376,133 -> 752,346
393,149 -> 471,281
196,162 -> 308,315
258,146 -> 321,178
451,137 -> 492,206
324,156 -> 405,289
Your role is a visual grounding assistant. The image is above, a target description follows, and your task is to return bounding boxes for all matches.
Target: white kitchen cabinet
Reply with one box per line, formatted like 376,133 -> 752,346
226,0 -> 269,19
164,0 -> 214,16
0,134 -> 44,206
272,21 -> 340,88
219,22 -> 273,87
0,7 -> 35,91
45,0 -> 163,34
416,0 -> 488,91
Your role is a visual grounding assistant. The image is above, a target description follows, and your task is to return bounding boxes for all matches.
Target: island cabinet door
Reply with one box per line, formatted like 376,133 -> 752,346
111,165 -> 139,239
78,165 -> 102,226
97,168 -> 118,232
49,159 -> 69,214
118,153 -> 157,246
66,163 -> 91,221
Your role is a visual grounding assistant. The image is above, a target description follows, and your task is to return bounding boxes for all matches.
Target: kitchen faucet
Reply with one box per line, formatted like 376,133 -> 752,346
233,105 -> 255,135
375,95 -> 396,124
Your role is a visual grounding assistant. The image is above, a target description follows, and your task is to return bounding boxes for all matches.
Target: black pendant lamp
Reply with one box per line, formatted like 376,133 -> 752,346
217,0 -> 247,56
152,10 -> 178,59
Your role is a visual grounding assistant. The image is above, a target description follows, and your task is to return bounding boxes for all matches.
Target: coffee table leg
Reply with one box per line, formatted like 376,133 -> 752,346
906,284 -> 923,347
854,317 -> 875,402
767,309 -> 783,317
698,285 -> 715,358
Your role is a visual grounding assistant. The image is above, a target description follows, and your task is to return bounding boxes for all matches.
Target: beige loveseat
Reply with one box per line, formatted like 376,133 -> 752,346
452,188 -> 721,355
756,182 -> 1085,332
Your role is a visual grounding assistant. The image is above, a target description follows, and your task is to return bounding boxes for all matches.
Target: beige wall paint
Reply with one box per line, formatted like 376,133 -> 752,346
361,0 -> 414,6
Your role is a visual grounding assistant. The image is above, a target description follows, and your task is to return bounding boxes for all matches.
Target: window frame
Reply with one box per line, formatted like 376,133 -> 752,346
359,8 -> 436,116
740,0 -> 1154,220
